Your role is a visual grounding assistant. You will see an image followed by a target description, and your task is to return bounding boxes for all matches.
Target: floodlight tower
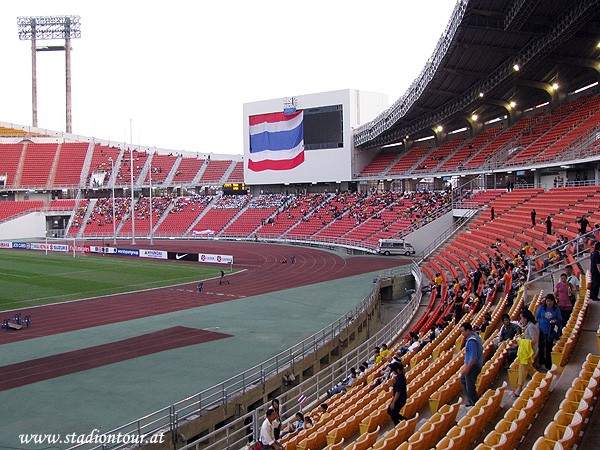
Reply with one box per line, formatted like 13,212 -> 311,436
17,15 -> 81,133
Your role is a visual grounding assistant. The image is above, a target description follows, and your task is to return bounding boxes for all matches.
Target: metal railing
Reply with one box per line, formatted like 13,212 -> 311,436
524,228 -> 597,296
416,206 -> 479,263
66,264 -> 416,450
176,264 -> 422,450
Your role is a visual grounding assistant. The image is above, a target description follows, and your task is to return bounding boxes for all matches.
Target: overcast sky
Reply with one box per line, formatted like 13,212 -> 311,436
1,1 -> 457,155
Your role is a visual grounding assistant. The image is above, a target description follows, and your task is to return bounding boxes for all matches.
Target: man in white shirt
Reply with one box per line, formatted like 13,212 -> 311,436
259,409 -> 283,450
565,264 -> 580,292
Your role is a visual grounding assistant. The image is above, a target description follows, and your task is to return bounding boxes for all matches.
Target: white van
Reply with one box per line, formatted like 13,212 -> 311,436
376,239 -> 415,256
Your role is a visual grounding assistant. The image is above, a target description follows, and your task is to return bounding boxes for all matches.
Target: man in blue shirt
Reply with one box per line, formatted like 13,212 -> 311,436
460,322 -> 483,407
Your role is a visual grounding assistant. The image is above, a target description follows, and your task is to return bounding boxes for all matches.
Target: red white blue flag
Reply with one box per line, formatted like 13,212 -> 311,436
249,111 -> 304,171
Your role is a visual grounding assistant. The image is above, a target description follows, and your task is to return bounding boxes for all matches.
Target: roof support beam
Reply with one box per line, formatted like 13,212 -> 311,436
427,88 -> 461,98
457,42 -> 518,56
442,67 -> 488,79
504,0 -> 543,31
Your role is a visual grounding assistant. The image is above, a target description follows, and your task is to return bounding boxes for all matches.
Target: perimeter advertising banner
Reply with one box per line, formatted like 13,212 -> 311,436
199,253 -> 233,264
140,249 -> 168,260
167,252 -> 198,262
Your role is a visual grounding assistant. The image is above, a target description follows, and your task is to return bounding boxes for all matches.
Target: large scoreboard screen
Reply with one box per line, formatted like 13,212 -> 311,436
223,183 -> 247,195
304,105 -> 343,150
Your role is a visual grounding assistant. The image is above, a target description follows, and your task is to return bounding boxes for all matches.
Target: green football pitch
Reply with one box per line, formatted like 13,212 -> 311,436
0,249 -> 229,311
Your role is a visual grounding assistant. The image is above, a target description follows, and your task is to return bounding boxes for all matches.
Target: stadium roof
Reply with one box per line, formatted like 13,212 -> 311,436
355,0 -> 600,149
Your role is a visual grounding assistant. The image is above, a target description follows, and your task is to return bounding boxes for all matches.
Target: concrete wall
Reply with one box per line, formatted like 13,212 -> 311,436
404,211 -> 454,254
0,212 -> 45,240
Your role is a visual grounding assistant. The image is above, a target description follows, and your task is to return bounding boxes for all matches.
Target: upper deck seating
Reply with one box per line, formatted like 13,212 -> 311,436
19,143 -> 57,187
387,144 -> 432,174
53,143 -> 89,186
200,160 -> 232,183
0,143 -> 25,187
87,145 -> 121,187
226,161 -> 244,182
172,157 -> 205,183
359,152 -> 398,176
148,154 -> 177,184
440,128 -> 502,171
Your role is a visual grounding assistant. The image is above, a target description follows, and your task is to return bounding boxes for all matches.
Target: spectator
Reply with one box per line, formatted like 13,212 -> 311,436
565,264 -> 580,298
270,399 -> 281,440
535,294 -> 562,371
545,216 -> 553,235
591,241 -> 600,301
531,209 -> 536,227
513,309 -> 539,397
259,409 -> 283,450
460,322 -> 483,407
387,361 -> 408,425
554,273 -> 575,325
327,368 -> 358,397
494,313 -> 522,350
311,404 -> 329,423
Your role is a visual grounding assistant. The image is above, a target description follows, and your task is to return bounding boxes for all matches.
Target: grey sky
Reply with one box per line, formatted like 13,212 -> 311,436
1,1 -> 457,155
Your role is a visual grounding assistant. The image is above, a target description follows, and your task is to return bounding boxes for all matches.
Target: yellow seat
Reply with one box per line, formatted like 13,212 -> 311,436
395,413 -> 420,443
346,426 -> 380,450
407,431 -> 425,450
482,431 -> 507,449
323,437 -> 344,450
532,436 -> 564,450
457,416 -> 478,447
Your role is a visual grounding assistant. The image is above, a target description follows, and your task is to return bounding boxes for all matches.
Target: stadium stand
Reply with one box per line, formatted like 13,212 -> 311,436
19,143 -> 57,187
0,143 -> 25,188
387,144 -> 432,175
118,197 -> 172,236
200,159 -> 232,183
87,145 -> 121,187
154,196 -> 213,235
0,200 -> 43,221
226,161 -> 244,182
359,152 -> 399,176
53,142 -> 90,187
148,153 -> 176,184
172,156 -> 205,183
221,194 -> 280,236
439,127 -> 502,172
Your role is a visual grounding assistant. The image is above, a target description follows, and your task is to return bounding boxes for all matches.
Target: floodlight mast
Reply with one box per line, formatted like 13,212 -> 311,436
17,15 -> 81,133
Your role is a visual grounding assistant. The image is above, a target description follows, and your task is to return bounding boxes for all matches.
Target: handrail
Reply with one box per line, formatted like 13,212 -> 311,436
177,267 -> 422,450
525,228 -> 597,295
66,264 -> 415,450
416,205 -> 479,262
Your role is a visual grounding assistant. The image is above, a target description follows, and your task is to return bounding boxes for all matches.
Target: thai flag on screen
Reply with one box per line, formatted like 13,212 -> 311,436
297,394 -> 307,404
249,111 -> 304,171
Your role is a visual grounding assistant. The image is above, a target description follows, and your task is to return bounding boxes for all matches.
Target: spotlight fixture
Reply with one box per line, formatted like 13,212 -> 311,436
551,83 -> 559,90
513,64 -> 520,71
436,126 -> 443,132
510,101 -> 517,108
479,92 -> 485,98
471,114 -> 478,121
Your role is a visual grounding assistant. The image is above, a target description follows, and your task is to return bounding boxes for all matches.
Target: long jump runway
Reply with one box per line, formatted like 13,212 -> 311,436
0,241 -> 406,345
0,327 -> 232,391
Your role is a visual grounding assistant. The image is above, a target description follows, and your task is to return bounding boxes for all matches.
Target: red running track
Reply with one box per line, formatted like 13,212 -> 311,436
0,241 -> 406,344
0,327 -> 231,391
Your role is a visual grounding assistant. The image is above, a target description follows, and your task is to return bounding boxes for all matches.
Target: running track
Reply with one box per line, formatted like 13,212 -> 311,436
0,241 -> 406,344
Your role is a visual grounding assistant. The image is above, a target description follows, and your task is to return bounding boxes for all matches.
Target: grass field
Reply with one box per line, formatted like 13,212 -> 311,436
0,249 -> 231,311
